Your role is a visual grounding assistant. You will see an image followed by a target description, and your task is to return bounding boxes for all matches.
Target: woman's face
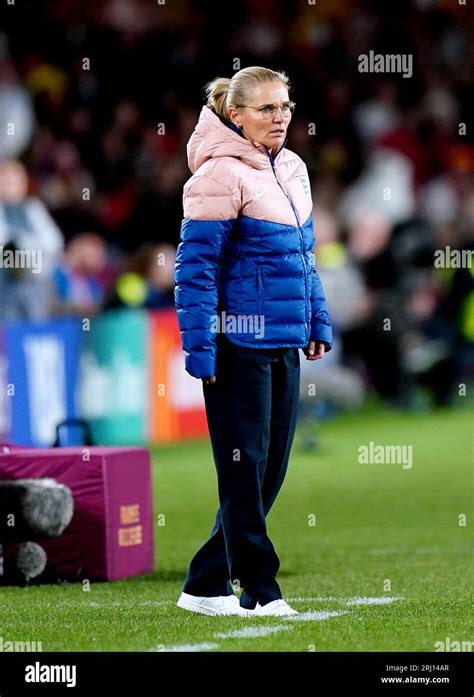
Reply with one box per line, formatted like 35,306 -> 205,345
229,81 -> 292,152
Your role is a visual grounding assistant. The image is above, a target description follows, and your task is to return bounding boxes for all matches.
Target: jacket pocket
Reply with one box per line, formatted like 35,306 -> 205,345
256,264 -> 264,316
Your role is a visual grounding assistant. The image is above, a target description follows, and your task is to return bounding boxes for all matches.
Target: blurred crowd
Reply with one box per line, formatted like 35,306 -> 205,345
1,0 -> 473,408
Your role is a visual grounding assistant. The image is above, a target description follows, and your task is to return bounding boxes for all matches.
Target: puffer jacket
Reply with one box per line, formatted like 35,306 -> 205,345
174,104 -> 332,379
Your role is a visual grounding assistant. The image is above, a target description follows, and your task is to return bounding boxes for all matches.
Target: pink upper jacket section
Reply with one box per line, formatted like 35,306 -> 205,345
184,105 -> 313,227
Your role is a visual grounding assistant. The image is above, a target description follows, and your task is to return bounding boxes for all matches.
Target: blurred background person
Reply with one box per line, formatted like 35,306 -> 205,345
0,46 -> 35,160
51,231 -> 107,317
0,159 -> 63,321
299,208 -> 368,427
105,242 -> 176,310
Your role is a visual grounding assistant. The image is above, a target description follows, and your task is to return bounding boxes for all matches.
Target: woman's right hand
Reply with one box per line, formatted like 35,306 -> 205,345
201,376 -> 216,384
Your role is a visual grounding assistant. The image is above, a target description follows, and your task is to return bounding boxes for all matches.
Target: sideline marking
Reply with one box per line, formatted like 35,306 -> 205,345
288,596 -> 404,606
345,596 -> 404,606
150,642 -> 219,652
287,610 -> 349,621
215,625 -> 289,639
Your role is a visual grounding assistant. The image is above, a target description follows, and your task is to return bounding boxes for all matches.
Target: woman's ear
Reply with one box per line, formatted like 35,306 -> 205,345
228,106 -> 240,127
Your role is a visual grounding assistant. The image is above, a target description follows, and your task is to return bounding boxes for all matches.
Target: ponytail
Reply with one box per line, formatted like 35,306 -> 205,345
204,77 -> 232,121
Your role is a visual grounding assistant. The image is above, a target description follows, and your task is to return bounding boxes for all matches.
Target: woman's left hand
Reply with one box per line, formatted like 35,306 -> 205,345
303,341 -> 325,361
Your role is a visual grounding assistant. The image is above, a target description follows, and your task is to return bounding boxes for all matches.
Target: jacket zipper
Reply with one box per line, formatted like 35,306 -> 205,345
266,149 -> 310,342
256,264 -> 263,316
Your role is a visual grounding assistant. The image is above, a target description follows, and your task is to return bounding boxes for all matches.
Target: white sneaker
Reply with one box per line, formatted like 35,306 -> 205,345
176,592 -> 252,616
254,599 -> 299,616
227,595 -> 240,605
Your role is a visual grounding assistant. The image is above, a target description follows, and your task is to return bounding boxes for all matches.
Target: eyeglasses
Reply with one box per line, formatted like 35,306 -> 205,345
235,101 -> 296,119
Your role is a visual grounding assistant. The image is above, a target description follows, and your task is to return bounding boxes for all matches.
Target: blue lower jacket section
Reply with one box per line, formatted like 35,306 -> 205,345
174,213 -> 332,378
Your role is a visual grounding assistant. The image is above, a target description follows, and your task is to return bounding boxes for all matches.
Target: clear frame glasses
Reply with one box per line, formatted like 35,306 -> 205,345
235,101 -> 296,119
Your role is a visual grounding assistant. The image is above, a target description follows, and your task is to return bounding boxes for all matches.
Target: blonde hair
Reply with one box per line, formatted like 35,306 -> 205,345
204,66 -> 291,123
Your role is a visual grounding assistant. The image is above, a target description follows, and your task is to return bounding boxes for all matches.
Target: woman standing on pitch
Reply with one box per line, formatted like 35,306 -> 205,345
174,66 -> 332,617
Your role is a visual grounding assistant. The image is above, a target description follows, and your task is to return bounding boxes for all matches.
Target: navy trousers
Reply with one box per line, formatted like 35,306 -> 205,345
182,333 -> 300,609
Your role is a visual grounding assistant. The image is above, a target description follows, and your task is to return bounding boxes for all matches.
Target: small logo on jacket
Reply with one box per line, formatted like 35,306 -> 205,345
295,175 -> 310,196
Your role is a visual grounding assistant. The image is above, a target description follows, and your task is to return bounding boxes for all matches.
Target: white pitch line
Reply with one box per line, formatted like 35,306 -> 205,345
288,596 -> 404,606
345,596 -> 404,606
215,609 -> 348,639
288,596 -> 340,602
287,610 -> 349,621
151,642 -> 219,652
215,625 -> 289,639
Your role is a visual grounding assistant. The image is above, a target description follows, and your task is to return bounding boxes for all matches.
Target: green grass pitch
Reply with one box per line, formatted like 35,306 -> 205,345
0,403 -> 472,652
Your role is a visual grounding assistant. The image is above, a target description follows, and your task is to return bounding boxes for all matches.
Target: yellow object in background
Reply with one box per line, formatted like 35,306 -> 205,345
461,267 -> 474,343
116,272 -> 147,307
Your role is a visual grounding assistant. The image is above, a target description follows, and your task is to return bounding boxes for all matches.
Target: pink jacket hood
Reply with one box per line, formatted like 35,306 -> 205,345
182,104 -> 311,230
187,104 -> 286,174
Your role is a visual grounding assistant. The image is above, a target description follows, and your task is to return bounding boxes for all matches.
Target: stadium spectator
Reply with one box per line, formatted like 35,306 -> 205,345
0,48 -> 35,160
51,232 -> 106,316
0,159 -> 63,321
105,242 -> 176,310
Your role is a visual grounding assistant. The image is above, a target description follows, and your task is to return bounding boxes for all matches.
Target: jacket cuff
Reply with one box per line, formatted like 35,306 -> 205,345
310,321 -> 333,352
185,349 -> 216,379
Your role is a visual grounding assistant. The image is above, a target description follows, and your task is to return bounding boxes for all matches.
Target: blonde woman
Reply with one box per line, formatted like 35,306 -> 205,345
174,67 -> 332,617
